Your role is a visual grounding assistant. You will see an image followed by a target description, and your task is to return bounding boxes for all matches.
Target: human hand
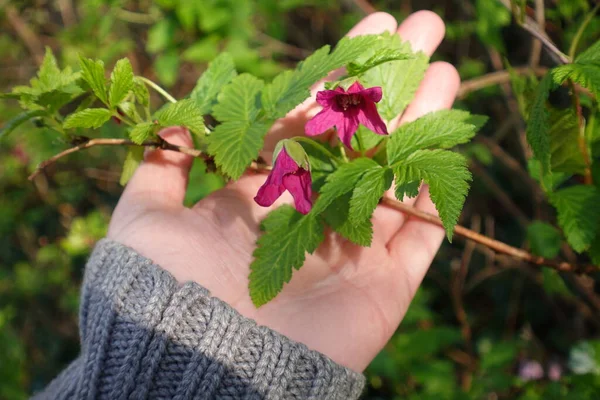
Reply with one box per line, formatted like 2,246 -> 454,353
107,10 -> 460,372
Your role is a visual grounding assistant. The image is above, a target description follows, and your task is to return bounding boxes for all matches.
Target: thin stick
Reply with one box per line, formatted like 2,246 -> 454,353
458,67 -> 548,99
138,77 -> 177,104
30,138 -> 598,275
529,0 -> 545,67
380,197 -> 598,275
569,80 -> 594,185
497,0 -> 570,64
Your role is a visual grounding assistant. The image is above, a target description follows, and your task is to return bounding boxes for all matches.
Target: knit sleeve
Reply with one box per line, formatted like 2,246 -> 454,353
34,239 -> 365,400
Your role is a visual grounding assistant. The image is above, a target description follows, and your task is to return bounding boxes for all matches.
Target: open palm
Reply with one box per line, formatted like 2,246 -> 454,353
107,11 -> 461,372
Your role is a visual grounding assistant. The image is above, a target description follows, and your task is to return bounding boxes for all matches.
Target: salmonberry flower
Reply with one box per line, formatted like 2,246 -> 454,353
254,140 -> 312,214
305,81 -> 388,149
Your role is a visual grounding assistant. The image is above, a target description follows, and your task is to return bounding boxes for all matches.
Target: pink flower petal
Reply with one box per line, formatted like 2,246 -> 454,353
283,170 -> 312,214
358,101 -> 388,136
360,86 -> 383,103
305,107 -> 344,136
254,173 -> 285,207
316,90 -> 340,107
336,108 -> 360,149
346,81 -> 365,94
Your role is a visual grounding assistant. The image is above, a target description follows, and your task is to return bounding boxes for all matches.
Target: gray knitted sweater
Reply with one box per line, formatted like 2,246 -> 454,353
34,239 -> 364,399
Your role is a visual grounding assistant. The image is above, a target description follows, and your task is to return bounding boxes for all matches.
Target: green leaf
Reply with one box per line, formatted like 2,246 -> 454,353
108,58 -> 134,108
262,35 -> 380,120
132,78 -> 150,108
63,108 -> 113,129
299,140 -> 339,191
552,63 -> 600,98
249,206 -> 325,306
79,56 -> 108,104
526,73 -> 555,176
575,39 -> 600,65
207,74 -> 268,179
349,167 -> 393,224
475,0 -> 511,52
393,150 -> 472,240
323,192 -> 373,246
387,109 -> 479,164
527,221 -> 562,259
589,234 -> 600,265
395,179 -> 421,199
0,110 -> 47,140
347,48 -> 414,77
362,34 -> 429,121
549,185 -> 600,253
129,122 -> 156,144
190,53 -> 237,115
120,146 -> 144,186
311,157 -> 379,215
153,99 -> 205,137
154,51 -> 179,87
549,109 -> 586,174
38,47 -> 62,88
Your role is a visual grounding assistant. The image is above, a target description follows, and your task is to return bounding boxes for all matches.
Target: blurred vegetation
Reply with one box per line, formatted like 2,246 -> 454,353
1,0 -> 600,398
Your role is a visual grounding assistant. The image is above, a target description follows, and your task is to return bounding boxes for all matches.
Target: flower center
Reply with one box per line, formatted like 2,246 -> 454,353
337,93 -> 361,110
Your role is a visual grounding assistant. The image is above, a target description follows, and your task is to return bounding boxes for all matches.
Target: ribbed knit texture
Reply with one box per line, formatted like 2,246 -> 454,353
33,239 -> 365,399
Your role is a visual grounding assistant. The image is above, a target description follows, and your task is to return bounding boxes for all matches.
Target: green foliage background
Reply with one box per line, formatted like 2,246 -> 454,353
1,0 -> 600,398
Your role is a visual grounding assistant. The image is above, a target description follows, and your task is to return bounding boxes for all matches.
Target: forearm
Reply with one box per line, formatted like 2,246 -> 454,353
34,239 -> 364,399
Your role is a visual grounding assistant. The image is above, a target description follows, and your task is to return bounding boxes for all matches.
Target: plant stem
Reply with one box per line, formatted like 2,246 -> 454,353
293,136 -> 342,162
568,3 -> 600,60
138,76 -> 177,104
569,80 -> 594,185
29,136 -> 600,275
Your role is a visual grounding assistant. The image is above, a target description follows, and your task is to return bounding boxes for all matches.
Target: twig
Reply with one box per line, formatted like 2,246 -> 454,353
497,0 -> 570,64
29,137 -> 599,275
5,5 -> 45,66
458,67 -> 548,99
529,0 -> 545,67
380,197 -> 598,275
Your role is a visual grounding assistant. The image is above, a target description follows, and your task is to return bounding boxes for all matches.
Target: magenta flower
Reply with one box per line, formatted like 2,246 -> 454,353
254,141 -> 312,214
305,81 -> 388,149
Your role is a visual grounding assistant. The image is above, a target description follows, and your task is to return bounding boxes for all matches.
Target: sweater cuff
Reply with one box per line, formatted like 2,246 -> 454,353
76,238 -> 365,399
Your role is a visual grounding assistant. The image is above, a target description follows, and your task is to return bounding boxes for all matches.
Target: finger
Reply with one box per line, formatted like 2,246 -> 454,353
121,126 -> 194,208
263,12 -> 398,157
397,11 -> 445,57
387,185 -> 445,297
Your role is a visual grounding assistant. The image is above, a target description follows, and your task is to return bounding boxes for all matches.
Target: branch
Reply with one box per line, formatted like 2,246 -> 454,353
458,67 -> 547,99
497,0 -> 570,64
30,137 -> 599,275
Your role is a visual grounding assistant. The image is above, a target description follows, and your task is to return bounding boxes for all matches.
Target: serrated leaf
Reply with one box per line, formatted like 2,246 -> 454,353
526,73 -> 555,176
153,99 -> 205,136
575,39 -> 600,65
311,157 -> 379,215
262,35 -> 380,120
395,179 -> 421,199
552,63 -> 600,98
527,221 -> 562,259
207,74 -> 268,179
63,108 -> 113,129
549,185 -> 600,253
349,167 -> 393,224
212,74 -> 264,122
549,109 -> 586,174
38,47 -> 62,87
299,140 -> 339,191
109,58 -> 134,108
0,110 -> 47,140
79,56 -> 108,104
249,206 -> 324,306
387,109 -> 479,164
393,150 -> 471,240
190,53 -> 237,115
362,35 -> 428,121
120,146 -> 144,186
323,192 -> 373,246
132,78 -> 150,108
347,48 -> 414,77
129,122 -> 156,144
